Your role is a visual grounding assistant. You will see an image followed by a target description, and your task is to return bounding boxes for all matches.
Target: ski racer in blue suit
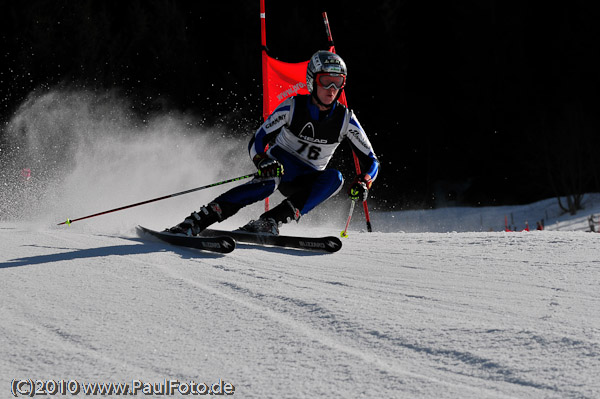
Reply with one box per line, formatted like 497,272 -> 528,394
167,50 -> 379,236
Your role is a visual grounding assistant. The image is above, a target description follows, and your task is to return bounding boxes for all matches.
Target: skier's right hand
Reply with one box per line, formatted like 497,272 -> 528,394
348,174 -> 372,201
348,180 -> 368,201
254,154 -> 284,178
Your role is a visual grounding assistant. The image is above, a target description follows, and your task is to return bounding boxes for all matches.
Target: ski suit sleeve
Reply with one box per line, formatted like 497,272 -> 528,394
248,98 -> 293,161
344,111 -> 380,182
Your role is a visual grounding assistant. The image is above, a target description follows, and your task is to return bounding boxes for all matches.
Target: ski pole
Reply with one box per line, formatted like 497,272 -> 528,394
340,200 -> 357,238
57,173 -> 256,226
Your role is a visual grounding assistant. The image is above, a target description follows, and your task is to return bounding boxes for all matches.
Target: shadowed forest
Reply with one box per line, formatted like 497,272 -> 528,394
2,1 -> 599,209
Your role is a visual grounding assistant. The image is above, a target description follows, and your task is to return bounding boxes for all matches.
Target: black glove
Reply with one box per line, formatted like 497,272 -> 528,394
348,174 -> 372,201
254,154 -> 284,178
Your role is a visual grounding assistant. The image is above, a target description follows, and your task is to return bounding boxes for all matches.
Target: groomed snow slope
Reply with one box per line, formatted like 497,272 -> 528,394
1,225 -> 598,398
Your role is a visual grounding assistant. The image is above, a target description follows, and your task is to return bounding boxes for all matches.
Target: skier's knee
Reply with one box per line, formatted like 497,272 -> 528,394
323,169 -> 344,187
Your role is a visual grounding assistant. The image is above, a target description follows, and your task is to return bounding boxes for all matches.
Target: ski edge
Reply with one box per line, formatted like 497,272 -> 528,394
136,226 -> 236,253
200,229 -> 342,253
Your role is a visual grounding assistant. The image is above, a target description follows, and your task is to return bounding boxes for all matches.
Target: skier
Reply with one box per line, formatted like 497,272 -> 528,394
167,50 -> 379,236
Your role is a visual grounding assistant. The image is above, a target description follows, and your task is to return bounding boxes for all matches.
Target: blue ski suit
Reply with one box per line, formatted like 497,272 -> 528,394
213,94 -> 379,222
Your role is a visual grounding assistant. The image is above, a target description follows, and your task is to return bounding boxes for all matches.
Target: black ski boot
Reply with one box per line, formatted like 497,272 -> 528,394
239,218 -> 280,235
239,200 -> 300,236
166,203 -> 223,236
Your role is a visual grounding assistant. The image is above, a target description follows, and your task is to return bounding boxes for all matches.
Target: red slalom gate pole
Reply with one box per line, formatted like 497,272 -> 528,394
261,0 -> 270,212
322,11 -> 373,232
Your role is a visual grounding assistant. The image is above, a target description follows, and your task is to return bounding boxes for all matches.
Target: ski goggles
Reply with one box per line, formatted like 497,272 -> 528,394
316,73 -> 346,90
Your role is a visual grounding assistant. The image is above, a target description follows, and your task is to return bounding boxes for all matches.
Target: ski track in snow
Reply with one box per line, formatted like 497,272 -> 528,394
1,224 -> 599,398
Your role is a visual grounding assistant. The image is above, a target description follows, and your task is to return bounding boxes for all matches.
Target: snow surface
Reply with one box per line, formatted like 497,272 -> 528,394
1,90 -> 599,398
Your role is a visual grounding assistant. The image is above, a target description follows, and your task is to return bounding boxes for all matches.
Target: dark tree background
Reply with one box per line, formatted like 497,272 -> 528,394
1,0 -> 599,210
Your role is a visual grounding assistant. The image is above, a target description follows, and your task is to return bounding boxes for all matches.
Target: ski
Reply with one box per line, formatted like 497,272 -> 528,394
200,229 -> 342,253
136,226 -> 235,254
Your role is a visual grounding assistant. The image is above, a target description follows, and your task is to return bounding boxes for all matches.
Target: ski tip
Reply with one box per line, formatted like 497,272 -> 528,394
136,225 -> 155,239
136,225 -> 150,234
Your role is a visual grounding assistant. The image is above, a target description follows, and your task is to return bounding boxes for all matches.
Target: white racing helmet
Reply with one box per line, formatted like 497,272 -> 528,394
306,50 -> 347,94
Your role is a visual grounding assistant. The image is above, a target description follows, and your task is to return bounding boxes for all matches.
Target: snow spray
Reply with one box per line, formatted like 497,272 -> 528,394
0,89 -> 250,231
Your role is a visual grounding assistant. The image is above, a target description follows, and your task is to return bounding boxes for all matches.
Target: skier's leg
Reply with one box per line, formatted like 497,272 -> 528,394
167,177 -> 278,235
245,169 -> 343,233
213,177 -> 278,217
294,168 -> 344,214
